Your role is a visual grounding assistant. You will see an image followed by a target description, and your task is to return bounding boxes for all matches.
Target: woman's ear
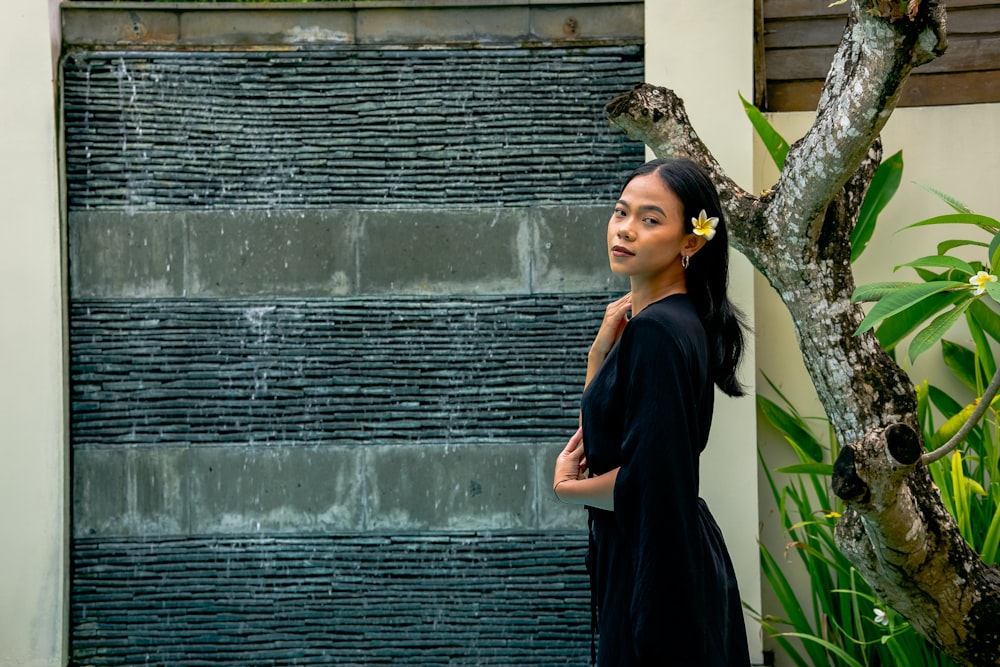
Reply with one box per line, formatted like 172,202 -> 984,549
684,233 -> 708,257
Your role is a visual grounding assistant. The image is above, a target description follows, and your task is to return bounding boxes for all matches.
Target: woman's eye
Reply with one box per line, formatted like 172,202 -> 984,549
613,208 -> 626,217
643,217 -> 659,225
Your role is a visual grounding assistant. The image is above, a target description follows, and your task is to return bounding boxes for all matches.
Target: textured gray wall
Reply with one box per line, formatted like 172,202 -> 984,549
65,3 -> 642,664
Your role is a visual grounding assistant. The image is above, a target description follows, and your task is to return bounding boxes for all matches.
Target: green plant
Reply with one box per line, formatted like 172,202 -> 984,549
750,377 -> 957,666
744,96 -> 999,664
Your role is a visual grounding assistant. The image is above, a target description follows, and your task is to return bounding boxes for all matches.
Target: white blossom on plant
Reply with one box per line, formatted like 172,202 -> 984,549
969,271 -> 998,296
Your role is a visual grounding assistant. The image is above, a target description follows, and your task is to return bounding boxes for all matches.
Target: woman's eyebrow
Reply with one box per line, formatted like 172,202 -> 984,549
616,199 -> 666,216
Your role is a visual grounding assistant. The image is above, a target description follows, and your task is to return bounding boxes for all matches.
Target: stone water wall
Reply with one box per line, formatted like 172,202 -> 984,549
64,3 -> 643,664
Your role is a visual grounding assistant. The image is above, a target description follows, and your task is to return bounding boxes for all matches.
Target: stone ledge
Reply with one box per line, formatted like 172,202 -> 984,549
61,1 -> 643,48
69,207 -> 628,297
73,441 -> 585,537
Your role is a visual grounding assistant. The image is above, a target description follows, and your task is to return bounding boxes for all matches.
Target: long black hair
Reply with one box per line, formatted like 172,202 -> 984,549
620,157 -> 749,397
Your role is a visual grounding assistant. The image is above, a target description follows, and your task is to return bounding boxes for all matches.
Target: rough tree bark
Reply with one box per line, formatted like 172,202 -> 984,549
604,2 -> 1000,665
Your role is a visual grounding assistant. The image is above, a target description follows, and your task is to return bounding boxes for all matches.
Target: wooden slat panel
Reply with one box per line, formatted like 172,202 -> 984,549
763,0 -> 847,20
760,1 -> 1000,110
900,69 -> 1000,106
947,6 -> 1000,34
763,16 -> 846,49
918,35 -> 1000,73
765,45 -> 836,81
767,68 -> 1000,111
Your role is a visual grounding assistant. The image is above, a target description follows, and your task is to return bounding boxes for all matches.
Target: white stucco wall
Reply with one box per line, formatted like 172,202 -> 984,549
0,1 -> 67,666
645,2 -> 764,663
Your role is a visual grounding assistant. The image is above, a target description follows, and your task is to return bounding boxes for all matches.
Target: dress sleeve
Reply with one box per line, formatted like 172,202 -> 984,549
612,315 -> 707,661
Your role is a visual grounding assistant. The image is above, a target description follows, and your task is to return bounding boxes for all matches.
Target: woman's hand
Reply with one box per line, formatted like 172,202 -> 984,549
585,293 -> 631,389
552,428 -> 618,510
553,427 -> 588,490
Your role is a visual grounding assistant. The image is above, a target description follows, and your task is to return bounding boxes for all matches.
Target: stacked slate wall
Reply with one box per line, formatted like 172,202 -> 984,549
65,6 -> 643,665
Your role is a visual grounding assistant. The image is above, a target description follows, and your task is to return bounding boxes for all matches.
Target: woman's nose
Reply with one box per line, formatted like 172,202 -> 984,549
617,223 -> 635,241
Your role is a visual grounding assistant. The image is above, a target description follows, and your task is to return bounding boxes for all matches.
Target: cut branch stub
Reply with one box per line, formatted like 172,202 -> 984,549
833,422 -> 1000,665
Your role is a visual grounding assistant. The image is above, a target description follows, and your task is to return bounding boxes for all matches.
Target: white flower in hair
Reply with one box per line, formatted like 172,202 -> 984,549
691,210 -> 718,241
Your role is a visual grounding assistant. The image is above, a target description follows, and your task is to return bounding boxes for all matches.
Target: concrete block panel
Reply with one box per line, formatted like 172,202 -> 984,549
356,6 -> 529,44
69,211 -> 186,298
186,210 -> 357,297
358,209 -> 528,294
365,443 -> 535,531
178,11 -> 354,47
189,445 -> 364,534
73,447 -> 189,538
530,4 -> 643,41
61,8 -> 179,46
532,205 -> 629,294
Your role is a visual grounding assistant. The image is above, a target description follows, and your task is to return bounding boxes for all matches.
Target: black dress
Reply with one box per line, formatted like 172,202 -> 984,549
580,294 -> 749,666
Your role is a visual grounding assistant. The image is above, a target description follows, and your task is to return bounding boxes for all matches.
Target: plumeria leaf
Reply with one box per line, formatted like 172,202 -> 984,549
851,150 -> 902,263
969,299 -> 1000,341
913,181 -> 974,214
983,278 -> 1000,304
969,299 -> 1000,343
908,300 -> 973,363
942,340 -> 977,392
894,255 -> 975,277
740,91 -> 789,170
902,213 -> 1000,233
989,229 -> 1000,271
874,290 -> 967,350
855,280 -> 966,335
851,281 -> 914,303
966,310 -> 997,382
938,239 -> 988,255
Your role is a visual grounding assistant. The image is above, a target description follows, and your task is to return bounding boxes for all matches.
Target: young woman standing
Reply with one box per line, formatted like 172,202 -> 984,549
553,158 -> 751,666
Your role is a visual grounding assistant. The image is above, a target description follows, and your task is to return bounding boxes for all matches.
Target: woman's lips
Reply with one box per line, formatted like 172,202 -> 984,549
612,245 -> 635,257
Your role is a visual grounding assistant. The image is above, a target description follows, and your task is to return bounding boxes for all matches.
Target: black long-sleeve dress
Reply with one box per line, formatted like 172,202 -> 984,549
580,293 -> 749,666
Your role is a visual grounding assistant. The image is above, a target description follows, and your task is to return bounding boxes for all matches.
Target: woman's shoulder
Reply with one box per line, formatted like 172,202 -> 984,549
630,294 -> 700,332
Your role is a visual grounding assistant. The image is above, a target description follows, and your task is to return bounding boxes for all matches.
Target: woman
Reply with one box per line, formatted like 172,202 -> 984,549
553,157 -> 750,666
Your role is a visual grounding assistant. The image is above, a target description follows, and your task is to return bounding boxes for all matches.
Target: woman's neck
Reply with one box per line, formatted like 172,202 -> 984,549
629,276 -> 687,316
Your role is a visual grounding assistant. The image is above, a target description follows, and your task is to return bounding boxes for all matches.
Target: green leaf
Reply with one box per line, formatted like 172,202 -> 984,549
851,281 -> 916,303
894,254 -> 976,277
986,279 -> 1000,304
740,91 -> 789,170
942,340 -> 978,392
969,299 -> 1000,343
874,290 -> 967,351
902,212 -> 1000,233
938,239 -> 988,255
776,463 -> 834,475
989,229 -> 1000,271
855,280 -> 966,335
757,395 -> 824,462
981,504 -> 1000,564
908,300 -> 973,363
966,311 -> 997,384
913,181 -> 974,214
851,150 -> 902,263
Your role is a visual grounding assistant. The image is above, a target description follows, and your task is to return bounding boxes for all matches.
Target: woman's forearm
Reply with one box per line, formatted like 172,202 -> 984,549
554,467 -> 618,511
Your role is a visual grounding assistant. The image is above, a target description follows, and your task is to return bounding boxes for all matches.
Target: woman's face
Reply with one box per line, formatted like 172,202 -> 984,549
606,173 -> 702,282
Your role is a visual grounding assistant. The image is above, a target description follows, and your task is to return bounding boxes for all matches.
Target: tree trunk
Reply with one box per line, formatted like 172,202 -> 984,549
604,2 -> 1000,664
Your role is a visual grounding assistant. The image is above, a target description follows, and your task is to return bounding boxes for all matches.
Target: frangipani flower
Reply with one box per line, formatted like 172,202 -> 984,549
970,270 -> 998,296
691,210 -> 718,241
873,608 -> 889,626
